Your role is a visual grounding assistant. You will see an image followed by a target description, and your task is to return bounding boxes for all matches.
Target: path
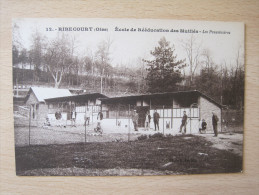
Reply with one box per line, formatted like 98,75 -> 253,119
198,133 -> 243,156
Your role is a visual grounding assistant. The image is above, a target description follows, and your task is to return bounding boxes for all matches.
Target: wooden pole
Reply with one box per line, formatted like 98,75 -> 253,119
171,101 -> 173,130
163,105 -> 165,135
128,104 -> 130,142
221,108 -> 222,133
85,103 -> 86,143
190,108 -> 192,134
16,78 -> 18,96
29,106 -> 31,146
92,105 -> 94,124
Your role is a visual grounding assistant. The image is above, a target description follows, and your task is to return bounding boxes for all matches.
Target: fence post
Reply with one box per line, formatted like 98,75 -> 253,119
29,106 -> 31,146
92,105 -> 94,124
85,104 -> 86,143
189,108 -> 191,134
163,105 -> 165,135
171,104 -> 173,130
221,108 -> 222,133
128,104 -> 130,142
116,106 -> 118,127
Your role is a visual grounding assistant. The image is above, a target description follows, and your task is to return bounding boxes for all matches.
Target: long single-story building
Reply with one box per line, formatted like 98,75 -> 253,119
44,93 -> 107,126
100,90 -> 222,134
24,87 -> 221,134
24,87 -> 107,126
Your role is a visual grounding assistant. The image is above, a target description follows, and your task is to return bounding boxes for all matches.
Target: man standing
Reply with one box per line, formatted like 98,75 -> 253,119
84,108 -> 90,126
145,111 -> 151,130
132,110 -> 139,131
153,109 -> 160,131
179,111 -> 187,134
212,112 -> 219,137
71,108 -> 77,127
96,111 -> 104,131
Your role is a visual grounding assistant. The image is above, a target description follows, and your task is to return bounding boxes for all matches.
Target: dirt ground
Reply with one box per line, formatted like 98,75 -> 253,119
15,134 -> 242,176
14,123 -> 243,159
14,123 -> 179,146
197,133 -> 243,157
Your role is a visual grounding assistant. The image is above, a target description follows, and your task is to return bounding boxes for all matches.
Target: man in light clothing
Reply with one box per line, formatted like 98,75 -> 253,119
84,108 -> 90,126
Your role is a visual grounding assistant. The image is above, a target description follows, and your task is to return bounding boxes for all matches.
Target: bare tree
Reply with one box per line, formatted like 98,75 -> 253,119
95,37 -> 113,93
181,35 -> 202,86
12,22 -> 22,50
29,30 -> 46,81
201,49 -> 214,74
44,33 -> 76,88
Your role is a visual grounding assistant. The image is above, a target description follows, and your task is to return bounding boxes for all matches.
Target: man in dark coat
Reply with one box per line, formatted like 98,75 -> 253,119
132,110 -> 139,131
179,111 -> 187,133
153,109 -> 160,131
212,112 -> 219,137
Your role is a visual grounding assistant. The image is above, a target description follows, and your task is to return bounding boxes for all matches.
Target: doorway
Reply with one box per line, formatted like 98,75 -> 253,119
136,106 -> 149,127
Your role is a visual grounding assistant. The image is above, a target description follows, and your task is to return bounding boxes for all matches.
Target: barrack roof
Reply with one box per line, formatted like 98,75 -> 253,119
100,90 -> 222,108
25,87 -> 72,103
45,93 -> 108,102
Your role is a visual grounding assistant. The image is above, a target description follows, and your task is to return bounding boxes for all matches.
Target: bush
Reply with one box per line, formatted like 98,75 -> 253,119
165,134 -> 174,138
149,133 -> 164,139
137,134 -> 148,141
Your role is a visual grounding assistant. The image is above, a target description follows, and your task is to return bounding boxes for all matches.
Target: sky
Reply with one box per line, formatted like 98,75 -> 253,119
13,18 -> 244,72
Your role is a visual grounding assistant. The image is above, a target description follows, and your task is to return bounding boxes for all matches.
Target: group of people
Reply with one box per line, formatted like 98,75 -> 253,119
58,107 -> 220,137
178,111 -> 219,136
132,109 -> 219,137
70,108 -> 104,130
131,109 -> 160,131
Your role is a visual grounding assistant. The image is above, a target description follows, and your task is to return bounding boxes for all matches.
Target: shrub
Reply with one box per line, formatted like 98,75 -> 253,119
149,133 -> 164,139
137,134 -> 148,141
165,134 -> 174,138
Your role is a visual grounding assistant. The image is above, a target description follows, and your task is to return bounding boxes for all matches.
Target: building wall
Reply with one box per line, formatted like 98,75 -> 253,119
25,92 -> 42,126
47,105 -> 100,126
199,96 -> 221,132
25,91 -> 38,105
37,104 -> 48,126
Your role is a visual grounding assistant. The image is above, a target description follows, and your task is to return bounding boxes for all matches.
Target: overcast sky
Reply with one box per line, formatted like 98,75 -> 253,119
13,18 -> 244,72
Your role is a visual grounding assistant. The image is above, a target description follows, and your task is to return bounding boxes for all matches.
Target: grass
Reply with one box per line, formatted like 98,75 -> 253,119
15,135 -> 242,176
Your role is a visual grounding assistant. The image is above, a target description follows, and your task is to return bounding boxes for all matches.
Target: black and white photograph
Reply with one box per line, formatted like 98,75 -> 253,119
13,18 -> 244,176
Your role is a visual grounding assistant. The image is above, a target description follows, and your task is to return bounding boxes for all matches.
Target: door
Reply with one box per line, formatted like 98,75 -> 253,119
136,106 -> 149,127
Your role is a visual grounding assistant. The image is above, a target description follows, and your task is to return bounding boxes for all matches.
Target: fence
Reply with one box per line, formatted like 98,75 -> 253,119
222,109 -> 244,132
14,105 -> 243,146
149,107 -> 200,134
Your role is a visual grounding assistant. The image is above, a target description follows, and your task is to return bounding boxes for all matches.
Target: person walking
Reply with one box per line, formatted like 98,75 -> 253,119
153,109 -> 160,131
179,111 -> 187,134
132,110 -> 139,131
212,112 -> 219,137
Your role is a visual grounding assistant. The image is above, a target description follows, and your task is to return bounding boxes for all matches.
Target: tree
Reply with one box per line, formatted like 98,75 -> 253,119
228,47 -> 244,109
44,34 -> 76,88
12,23 -> 23,66
201,49 -> 214,74
29,31 -> 46,81
95,37 -> 113,93
181,35 -> 202,87
144,37 -> 186,93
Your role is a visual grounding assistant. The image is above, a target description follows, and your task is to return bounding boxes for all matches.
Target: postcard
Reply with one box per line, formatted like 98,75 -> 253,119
13,18 -> 244,176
